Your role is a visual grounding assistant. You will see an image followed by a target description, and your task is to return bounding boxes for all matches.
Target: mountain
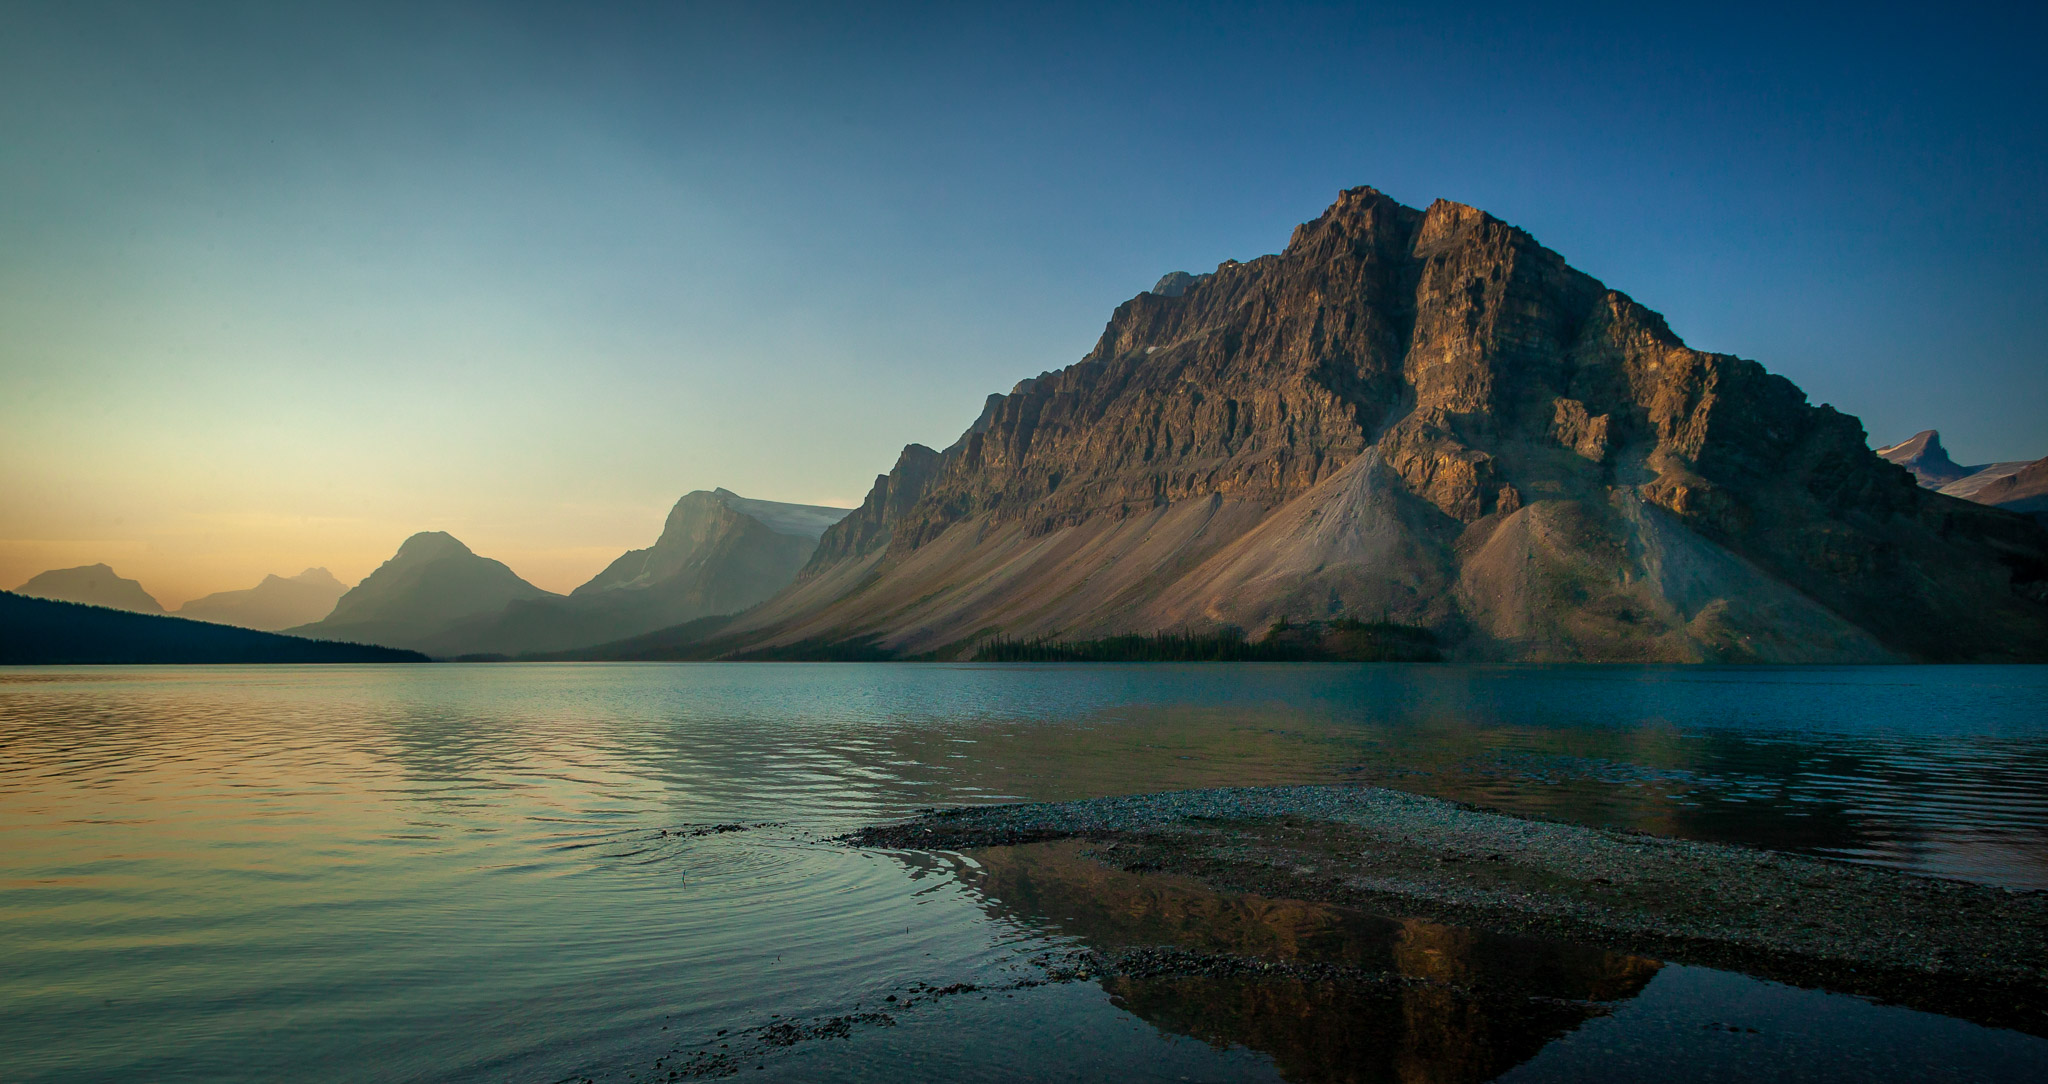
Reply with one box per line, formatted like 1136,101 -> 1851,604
1940,462 -> 2039,503
1875,430 -> 1973,487
649,187 -> 2047,663
175,568 -> 349,631
1876,429 -> 2036,501
13,564 -> 163,614
1,591 -> 425,664
416,489 -> 850,658
284,532 -> 556,653
1975,458 -> 2048,525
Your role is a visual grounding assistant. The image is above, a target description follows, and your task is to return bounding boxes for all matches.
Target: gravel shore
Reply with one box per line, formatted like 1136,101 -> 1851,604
847,784 -> 2048,1035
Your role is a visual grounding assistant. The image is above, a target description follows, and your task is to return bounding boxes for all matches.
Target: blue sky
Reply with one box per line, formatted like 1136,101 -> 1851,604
3,1 -> 2042,601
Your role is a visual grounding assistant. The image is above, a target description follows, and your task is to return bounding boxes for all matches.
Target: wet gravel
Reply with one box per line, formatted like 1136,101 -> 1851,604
847,783 -> 2048,1035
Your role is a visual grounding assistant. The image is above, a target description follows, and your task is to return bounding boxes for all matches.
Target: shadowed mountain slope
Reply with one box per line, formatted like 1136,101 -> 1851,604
649,187 -> 2046,663
285,532 -> 556,653
417,489 -> 849,658
13,564 -> 163,614
1,591 -> 425,664
176,568 -> 348,631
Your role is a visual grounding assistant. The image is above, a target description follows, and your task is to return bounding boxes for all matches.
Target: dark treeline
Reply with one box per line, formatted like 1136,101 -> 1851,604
0,591 -> 428,665
973,620 -> 1440,663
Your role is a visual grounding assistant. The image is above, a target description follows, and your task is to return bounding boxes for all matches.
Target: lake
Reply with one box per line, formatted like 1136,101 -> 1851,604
4,663 -> 2046,1082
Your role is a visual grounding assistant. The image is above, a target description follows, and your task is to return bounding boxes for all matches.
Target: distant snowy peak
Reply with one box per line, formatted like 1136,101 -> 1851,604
1876,429 -> 2043,506
575,489 -> 850,597
708,488 -> 851,540
1875,430 -> 1971,487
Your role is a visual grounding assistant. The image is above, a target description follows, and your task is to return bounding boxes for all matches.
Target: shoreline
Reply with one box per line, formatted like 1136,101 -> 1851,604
847,784 -> 2048,1036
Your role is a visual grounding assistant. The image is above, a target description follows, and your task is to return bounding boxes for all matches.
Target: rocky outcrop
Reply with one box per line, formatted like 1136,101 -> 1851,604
176,568 -> 347,631
1150,271 -> 1206,297
804,447 -> 941,571
13,563 -> 163,614
667,187 -> 2048,662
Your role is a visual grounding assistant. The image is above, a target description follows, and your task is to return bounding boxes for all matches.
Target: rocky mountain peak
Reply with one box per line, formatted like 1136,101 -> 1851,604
1414,197 -> 1498,250
1876,429 -> 1973,487
720,185 -> 2048,663
804,445 -> 943,572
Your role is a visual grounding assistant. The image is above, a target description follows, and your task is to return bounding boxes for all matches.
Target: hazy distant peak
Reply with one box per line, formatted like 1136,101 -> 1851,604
651,488 -> 851,541
724,495 -> 851,539
255,567 -> 343,590
565,487 -> 854,606
176,565 -> 351,631
289,531 -> 553,650
395,531 -> 474,560
14,563 -> 164,614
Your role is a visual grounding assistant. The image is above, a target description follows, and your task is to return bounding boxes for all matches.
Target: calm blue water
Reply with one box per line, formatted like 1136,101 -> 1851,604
2,663 -> 2045,1082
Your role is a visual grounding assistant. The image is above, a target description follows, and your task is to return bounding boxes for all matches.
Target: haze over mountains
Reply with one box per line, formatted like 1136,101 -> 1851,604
284,531 -> 558,654
279,490 -> 850,657
635,187 -> 2048,664
14,564 -> 165,614
176,568 -> 348,631
16,564 -> 347,631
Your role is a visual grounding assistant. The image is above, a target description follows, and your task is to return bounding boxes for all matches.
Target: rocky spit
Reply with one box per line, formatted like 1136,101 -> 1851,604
847,784 -> 2048,1036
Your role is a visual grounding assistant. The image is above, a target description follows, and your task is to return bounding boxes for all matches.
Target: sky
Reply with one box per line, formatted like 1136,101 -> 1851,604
2,1 -> 2043,606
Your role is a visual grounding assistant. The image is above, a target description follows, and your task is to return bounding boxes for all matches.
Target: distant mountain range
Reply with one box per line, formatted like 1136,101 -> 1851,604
11,188 -> 2045,665
176,568 -> 348,631
274,490 -> 850,657
1877,430 -> 2048,523
14,564 -> 164,614
592,187 -> 2047,663
7,490 -> 850,662
0,591 -> 424,664
413,489 -> 849,658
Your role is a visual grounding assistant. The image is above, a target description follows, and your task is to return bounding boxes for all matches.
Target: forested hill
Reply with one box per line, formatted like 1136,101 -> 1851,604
1,591 -> 429,664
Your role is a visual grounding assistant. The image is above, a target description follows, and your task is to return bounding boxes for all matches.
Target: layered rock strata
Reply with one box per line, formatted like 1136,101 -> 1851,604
691,188 -> 2048,661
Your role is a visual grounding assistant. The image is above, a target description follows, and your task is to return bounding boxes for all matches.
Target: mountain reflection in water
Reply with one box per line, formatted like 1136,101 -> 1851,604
6,664 -> 2045,1083
952,840 -> 1661,1084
